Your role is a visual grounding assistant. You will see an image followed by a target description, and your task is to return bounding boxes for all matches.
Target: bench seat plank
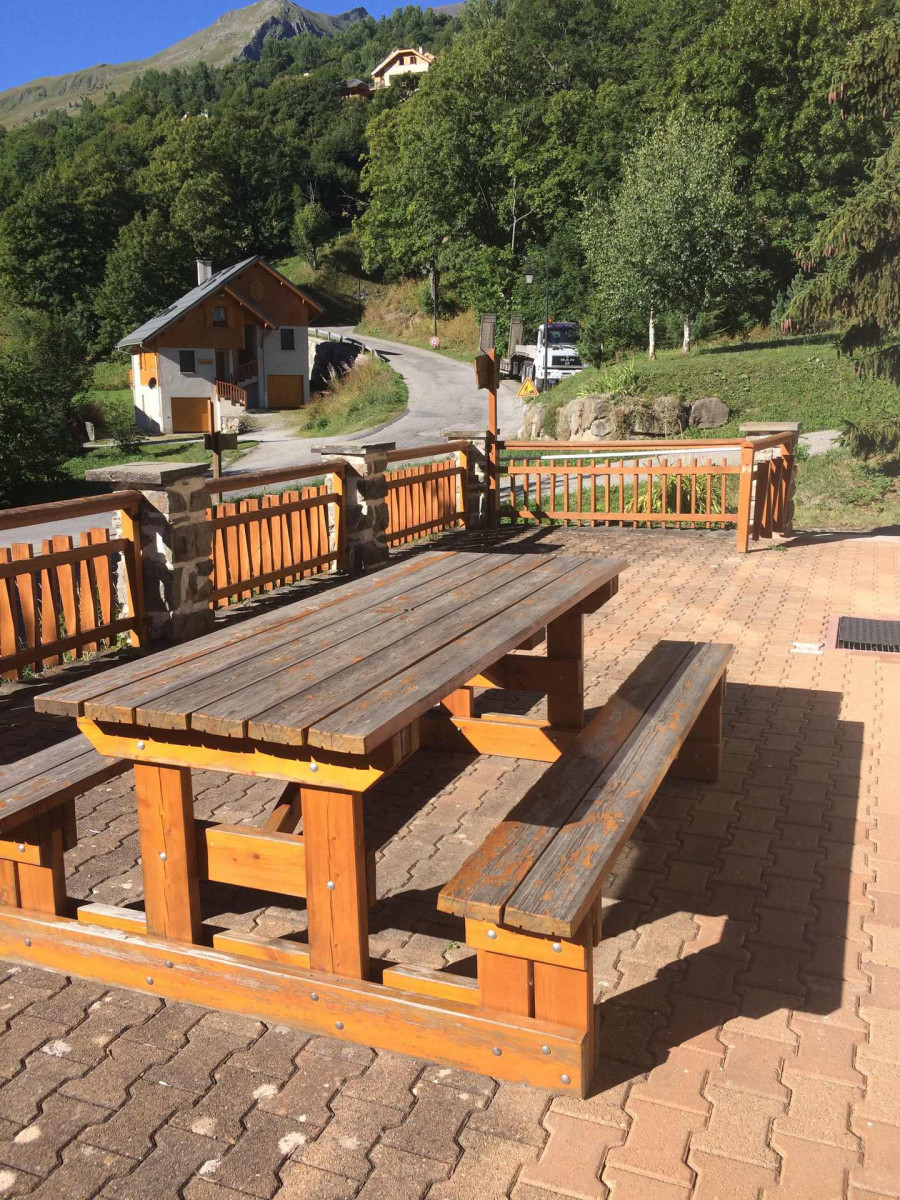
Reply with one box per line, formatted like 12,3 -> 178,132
0,735 -> 127,834
437,641 -> 697,924
504,642 -> 732,937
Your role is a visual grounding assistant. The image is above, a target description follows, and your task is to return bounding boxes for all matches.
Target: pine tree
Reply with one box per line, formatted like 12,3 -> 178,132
786,20 -> 900,382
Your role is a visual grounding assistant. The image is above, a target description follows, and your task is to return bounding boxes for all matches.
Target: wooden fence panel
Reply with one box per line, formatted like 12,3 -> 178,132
208,485 -> 338,606
0,526 -> 141,681
385,458 -> 465,546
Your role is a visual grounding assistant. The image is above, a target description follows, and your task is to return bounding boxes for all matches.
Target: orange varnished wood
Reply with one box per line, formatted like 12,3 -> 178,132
134,763 -> 201,944
301,787 -> 369,979
196,821 -> 307,898
478,950 -> 533,1017
382,963 -> 479,1006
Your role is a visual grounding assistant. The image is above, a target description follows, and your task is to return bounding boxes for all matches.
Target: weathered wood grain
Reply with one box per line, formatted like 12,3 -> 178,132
0,735 -> 127,835
504,643 -> 732,937
437,641 -> 696,924
304,556 -> 624,754
36,551 -> 458,718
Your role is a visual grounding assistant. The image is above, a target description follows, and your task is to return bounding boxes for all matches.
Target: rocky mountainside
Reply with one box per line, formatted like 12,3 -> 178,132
0,0 -> 369,127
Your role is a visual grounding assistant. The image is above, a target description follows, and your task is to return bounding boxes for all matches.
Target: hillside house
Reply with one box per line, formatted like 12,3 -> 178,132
371,46 -> 435,89
118,257 -> 323,435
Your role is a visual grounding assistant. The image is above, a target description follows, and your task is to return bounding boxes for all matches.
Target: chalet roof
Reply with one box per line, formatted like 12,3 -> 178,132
371,47 -> 436,77
117,255 -> 322,349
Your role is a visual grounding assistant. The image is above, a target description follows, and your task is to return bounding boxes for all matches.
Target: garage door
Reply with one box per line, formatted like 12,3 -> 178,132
171,396 -> 212,433
267,374 -> 304,409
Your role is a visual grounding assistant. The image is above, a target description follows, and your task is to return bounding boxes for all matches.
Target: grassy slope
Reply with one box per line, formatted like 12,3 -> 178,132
792,449 -> 900,531
356,281 -> 480,362
291,354 -> 407,437
549,338 -> 900,435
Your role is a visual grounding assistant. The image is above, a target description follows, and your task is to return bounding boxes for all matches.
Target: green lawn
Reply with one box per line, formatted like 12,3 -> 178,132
291,355 -> 407,438
549,337 -> 900,435
793,448 -> 900,531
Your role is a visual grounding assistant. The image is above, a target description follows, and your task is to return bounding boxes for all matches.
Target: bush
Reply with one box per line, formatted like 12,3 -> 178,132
293,356 -> 407,438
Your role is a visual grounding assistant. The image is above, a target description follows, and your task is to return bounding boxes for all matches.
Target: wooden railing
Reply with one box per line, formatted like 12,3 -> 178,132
501,434 -> 797,553
205,462 -> 346,606
0,493 -> 146,680
384,442 -> 468,546
215,380 -> 248,407
233,359 -> 258,384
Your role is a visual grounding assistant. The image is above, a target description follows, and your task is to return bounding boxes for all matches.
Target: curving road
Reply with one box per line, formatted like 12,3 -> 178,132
1,332 -> 525,546
233,331 -> 525,475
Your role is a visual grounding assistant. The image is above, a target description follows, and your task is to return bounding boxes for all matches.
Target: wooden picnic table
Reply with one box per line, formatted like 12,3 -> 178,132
26,548 -> 623,1089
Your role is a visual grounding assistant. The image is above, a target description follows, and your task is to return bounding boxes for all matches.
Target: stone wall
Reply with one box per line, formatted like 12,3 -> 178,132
520,393 -> 730,440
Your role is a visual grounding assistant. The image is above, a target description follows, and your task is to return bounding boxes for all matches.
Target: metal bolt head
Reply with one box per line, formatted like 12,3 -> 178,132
560,1074 -> 571,1085
23,938 -> 31,948
492,1047 -> 502,1057
326,880 -> 335,891
16,844 -> 24,854
310,992 -> 319,1002
487,929 -> 498,940
165,961 -> 174,969
541,1045 -> 551,1055
146,976 -> 154,985
137,741 -> 146,751
552,943 -> 562,953
335,1020 -> 344,1030
309,762 -> 319,773
159,851 -> 167,861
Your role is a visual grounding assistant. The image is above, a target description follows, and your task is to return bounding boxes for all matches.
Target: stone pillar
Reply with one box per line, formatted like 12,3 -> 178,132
442,430 -> 490,528
314,441 -> 394,573
86,463 -> 214,647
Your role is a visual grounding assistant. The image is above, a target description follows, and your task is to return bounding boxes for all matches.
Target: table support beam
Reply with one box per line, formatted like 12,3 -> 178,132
302,787 -> 369,980
134,763 -> 202,945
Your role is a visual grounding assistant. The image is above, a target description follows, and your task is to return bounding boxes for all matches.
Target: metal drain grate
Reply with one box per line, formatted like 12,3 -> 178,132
836,616 -> 900,653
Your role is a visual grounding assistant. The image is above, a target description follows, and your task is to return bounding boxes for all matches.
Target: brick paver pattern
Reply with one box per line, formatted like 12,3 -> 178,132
0,524 -> 898,1200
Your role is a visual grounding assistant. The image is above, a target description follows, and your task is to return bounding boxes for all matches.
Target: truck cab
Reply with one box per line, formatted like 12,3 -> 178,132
501,318 -> 585,391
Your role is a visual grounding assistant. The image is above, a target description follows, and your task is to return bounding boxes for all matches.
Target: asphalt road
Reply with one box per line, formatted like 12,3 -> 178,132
1,332 -> 525,547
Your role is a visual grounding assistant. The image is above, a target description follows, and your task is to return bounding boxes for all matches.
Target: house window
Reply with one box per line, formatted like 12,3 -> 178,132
179,350 -> 196,374
212,305 -> 227,328
280,327 -> 295,351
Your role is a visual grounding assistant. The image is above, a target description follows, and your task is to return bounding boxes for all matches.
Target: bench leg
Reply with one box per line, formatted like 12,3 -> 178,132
534,955 -> 594,1069
16,813 -> 67,916
477,951 -> 533,1017
546,610 -> 584,731
442,687 -> 475,719
669,675 -> 725,783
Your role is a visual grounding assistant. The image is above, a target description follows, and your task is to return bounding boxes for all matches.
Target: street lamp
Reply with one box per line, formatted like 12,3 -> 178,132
524,260 -> 550,392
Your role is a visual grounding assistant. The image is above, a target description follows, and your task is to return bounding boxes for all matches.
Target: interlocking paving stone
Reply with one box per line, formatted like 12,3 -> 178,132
1,527 -> 898,1198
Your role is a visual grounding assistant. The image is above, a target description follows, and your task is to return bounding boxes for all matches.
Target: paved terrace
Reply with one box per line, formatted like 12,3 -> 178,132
0,524 -> 898,1200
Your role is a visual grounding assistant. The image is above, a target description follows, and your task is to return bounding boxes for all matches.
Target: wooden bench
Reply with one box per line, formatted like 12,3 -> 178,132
436,640 -> 732,1087
0,735 -> 129,912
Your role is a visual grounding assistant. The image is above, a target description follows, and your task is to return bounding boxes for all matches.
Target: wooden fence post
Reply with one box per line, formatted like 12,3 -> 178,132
441,430 -> 491,529
736,441 -> 756,554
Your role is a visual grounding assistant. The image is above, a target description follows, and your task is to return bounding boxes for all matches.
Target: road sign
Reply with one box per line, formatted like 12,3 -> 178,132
517,377 -> 539,398
430,335 -> 440,348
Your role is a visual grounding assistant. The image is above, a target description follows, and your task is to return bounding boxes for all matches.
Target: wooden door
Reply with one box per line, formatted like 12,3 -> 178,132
267,374 -> 304,409
215,351 -> 228,382
171,396 -> 212,433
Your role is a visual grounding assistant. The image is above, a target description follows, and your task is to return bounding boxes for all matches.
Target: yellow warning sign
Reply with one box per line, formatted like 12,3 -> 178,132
517,377 -> 539,398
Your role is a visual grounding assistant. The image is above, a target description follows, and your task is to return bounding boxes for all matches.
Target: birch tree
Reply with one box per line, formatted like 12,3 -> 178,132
583,113 -> 748,355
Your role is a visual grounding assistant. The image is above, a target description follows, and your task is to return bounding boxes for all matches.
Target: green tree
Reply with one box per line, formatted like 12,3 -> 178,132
0,311 -> 89,505
93,210 -> 194,354
291,191 -> 334,269
583,113 -> 749,356
786,19 -> 900,383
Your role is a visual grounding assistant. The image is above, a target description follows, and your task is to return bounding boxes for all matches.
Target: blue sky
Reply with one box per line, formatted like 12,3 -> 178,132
0,0 -> 413,92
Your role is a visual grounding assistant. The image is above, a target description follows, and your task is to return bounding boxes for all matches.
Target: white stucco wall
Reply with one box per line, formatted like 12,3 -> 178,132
157,347 -> 216,432
130,353 -> 165,434
261,328 -> 310,406
377,58 -> 430,87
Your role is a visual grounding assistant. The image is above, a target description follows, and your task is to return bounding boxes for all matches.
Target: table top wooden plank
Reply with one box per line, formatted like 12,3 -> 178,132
437,641 -> 696,924
86,552 -> 480,728
242,553 -> 567,747
141,553 -> 502,736
296,555 -> 624,754
36,551 -> 458,719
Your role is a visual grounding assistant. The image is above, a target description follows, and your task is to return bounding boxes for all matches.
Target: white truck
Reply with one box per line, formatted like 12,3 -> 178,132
500,315 -> 585,391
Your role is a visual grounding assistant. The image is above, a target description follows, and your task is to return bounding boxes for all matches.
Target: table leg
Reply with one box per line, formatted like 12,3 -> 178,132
301,787 -> 369,979
546,609 -> 584,731
135,763 -> 202,944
